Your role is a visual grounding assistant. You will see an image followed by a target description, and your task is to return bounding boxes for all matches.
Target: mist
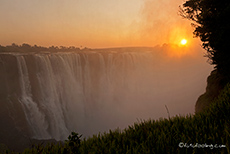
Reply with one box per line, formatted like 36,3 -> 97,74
80,45 -> 213,137
0,44 -> 213,140
127,0 -> 194,46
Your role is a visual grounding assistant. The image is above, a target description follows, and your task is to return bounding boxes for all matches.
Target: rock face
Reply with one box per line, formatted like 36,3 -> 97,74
195,69 -> 227,113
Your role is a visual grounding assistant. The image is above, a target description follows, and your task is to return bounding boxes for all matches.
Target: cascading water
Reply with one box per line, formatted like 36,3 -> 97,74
16,56 -> 51,139
0,47 -> 212,141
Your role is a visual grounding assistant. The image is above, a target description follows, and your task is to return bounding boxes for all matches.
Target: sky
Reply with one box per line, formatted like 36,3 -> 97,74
0,0 -> 197,48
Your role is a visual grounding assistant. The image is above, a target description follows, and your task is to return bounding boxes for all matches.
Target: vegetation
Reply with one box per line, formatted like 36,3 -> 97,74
0,43 -> 90,53
180,0 -> 230,113
180,0 -> 230,78
2,83 -> 229,154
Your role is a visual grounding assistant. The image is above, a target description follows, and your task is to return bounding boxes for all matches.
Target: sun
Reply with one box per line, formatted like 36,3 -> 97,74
180,39 -> 187,45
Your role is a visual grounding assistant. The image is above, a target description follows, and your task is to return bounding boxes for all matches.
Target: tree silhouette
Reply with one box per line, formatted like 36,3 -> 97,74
180,0 -> 230,78
0,44 -> 81,53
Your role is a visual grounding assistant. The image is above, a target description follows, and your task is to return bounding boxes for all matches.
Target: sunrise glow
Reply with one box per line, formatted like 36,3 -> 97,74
180,39 -> 187,45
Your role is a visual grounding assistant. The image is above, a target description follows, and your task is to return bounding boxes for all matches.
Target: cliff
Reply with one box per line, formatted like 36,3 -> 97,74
195,69 -> 228,113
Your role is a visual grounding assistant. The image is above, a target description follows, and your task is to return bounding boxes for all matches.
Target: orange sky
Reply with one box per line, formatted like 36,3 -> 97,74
0,0 -> 197,48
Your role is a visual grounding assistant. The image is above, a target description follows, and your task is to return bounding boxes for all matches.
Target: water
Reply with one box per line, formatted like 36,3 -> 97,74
0,47 -> 212,140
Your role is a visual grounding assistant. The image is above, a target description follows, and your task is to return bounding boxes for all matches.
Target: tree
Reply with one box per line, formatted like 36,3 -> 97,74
64,132 -> 82,154
180,0 -> 230,78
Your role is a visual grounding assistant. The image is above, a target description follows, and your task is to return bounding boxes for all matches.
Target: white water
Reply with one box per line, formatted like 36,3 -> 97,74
1,47 -> 212,140
17,56 -> 51,139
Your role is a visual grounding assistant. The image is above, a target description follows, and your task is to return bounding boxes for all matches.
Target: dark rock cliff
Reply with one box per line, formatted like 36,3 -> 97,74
195,69 -> 228,113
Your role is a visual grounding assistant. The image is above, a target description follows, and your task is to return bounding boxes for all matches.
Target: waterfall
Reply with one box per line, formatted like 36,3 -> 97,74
10,50 -> 155,140
0,47 -> 212,140
16,56 -> 50,139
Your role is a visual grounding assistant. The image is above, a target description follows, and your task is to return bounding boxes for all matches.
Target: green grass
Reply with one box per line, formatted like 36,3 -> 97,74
5,84 -> 230,154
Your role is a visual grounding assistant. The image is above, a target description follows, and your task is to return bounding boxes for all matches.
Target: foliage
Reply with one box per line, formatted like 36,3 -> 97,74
2,83 -> 228,154
179,0 -> 230,77
64,132 -> 82,154
0,43 -> 82,53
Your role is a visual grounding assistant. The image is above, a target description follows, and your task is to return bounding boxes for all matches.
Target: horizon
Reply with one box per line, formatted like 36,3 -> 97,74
0,42 -> 206,59
0,38 -> 199,51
